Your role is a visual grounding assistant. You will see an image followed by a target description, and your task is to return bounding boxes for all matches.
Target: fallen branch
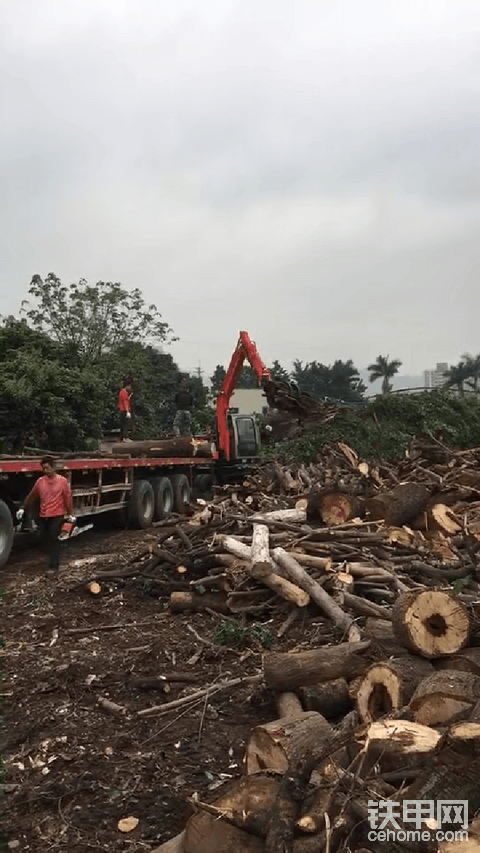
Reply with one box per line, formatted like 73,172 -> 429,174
137,673 -> 263,718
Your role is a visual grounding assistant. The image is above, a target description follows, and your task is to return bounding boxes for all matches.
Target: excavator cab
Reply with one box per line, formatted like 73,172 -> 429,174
227,413 -> 260,460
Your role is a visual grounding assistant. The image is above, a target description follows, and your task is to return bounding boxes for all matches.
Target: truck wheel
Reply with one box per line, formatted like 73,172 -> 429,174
193,473 -> 214,499
151,477 -> 174,521
0,500 -> 14,567
169,474 -> 191,514
127,480 -> 155,529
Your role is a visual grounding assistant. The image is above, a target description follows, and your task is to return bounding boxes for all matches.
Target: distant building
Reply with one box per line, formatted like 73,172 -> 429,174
229,388 -> 269,415
424,363 -> 449,389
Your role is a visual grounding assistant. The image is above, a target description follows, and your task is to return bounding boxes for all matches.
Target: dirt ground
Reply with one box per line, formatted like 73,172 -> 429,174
1,523 -> 336,852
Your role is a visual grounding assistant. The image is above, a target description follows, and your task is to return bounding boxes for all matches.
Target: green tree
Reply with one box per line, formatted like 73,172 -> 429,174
210,365 -> 226,395
461,353 -> 480,393
443,361 -> 470,396
270,360 -> 290,382
21,273 -> 176,367
367,355 -> 402,395
291,359 -> 364,402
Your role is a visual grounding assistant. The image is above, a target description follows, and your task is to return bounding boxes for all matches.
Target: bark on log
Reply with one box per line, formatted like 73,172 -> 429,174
298,678 -> 351,719
391,589 -> 471,658
263,642 -> 370,691
284,551 -> 333,572
366,482 -> 430,526
272,548 -> 361,640
110,436 -> 214,458
184,774 -> 279,851
296,787 -> 333,834
250,508 -> 307,523
245,710 -> 333,775
169,591 -> 231,615
409,671 -> 480,725
435,647 -> 480,676
250,563 -> 310,607
276,692 -> 303,719
449,700 -> 480,742
402,751 -> 480,836
355,657 -> 434,724
151,832 -> 186,853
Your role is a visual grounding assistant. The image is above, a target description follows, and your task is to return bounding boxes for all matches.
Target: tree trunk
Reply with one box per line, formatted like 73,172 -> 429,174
183,774 -> 279,852
307,489 -> 364,526
299,678 -> 351,719
263,642 -> 370,691
391,589 -> 471,657
355,657 -> 434,724
245,711 -> 333,775
110,436 -> 214,458
435,647 -> 480,676
366,483 -> 430,526
365,719 -> 442,754
272,548 -> 362,640
409,671 -> 480,725
276,692 -> 303,719
151,831 -> 186,853
169,591 -> 231,615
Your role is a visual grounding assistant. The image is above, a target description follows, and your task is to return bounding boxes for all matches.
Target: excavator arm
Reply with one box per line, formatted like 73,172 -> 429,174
216,331 -> 319,460
216,332 -> 271,460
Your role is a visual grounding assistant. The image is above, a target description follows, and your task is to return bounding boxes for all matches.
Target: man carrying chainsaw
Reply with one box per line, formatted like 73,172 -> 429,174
17,455 -> 74,572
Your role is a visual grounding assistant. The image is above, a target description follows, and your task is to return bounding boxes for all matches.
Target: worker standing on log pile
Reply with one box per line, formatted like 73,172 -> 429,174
173,377 -> 194,436
16,455 -> 74,573
118,380 -> 132,441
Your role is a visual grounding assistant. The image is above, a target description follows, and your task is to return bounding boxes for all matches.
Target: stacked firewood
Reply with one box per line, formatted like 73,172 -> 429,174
87,439 -> 480,853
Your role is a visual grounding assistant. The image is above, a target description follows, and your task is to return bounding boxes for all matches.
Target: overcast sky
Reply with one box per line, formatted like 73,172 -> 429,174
1,0 -> 480,382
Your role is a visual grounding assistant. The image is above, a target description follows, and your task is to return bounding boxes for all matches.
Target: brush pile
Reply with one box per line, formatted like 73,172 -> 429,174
86,438 -> 480,853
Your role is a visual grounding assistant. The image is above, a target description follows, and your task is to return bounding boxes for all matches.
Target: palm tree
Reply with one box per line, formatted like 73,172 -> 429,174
367,355 -> 402,395
443,361 -> 470,396
461,353 -> 480,393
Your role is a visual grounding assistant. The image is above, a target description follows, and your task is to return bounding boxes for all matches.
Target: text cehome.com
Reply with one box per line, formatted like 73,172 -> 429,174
368,829 -> 468,843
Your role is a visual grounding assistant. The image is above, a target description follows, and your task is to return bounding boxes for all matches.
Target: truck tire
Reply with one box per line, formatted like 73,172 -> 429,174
0,500 -> 14,567
169,474 -> 191,514
150,477 -> 174,521
127,480 -> 155,529
193,473 -> 214,499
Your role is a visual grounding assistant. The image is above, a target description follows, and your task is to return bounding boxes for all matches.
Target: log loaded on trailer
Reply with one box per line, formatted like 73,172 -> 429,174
0,331 -> 316,566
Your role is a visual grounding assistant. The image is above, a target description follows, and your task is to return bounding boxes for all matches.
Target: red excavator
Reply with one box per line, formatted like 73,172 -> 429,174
215,331 -> 318,464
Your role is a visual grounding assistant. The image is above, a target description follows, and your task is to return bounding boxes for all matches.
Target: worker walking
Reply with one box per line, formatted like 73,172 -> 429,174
173,378 -> 194,436
17,455 -> 74,572
118,380 -> 132,440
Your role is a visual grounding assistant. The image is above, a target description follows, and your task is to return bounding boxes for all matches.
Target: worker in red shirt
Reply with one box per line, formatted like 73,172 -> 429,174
118,381 -> 132,440
17,455 -> 74,571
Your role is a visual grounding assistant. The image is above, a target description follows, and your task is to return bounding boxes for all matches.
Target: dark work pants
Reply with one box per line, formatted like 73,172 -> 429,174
119,411 -> 129,439
37,516 -> 64,569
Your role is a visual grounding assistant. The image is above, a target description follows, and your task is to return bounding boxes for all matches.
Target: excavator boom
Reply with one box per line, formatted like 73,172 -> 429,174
216,331 -> 318,460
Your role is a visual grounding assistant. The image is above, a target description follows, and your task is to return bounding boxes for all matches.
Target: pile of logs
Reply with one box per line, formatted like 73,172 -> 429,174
86,438 -> 480,853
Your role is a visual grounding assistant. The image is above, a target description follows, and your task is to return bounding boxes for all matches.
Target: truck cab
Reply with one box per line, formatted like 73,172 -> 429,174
228,413 -> 260,460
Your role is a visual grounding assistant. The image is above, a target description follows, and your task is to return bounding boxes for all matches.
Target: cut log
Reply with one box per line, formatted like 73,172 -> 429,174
250,508 -> 307,523
184,773 -> 279,847
272,548 -> 361,640
449,700 -> 480,741
245,710 -> 333,774
355,657 -> 434,724
110,436 -> 214,458
409,671 -> 480,725
251,523 -> 270,567
364,719 -> 442,754
151,831 -> 186,853
263,642 -> 370,691
402,751 -> 480,837
391,588 -> 471,657
298,678 -> 351,719
169,591 -> 231,615
285,551 -> 333,572
276,692 -> 303,719
435,647 -> 480,676
429,502 -> 462,534
86,581 -> 101,595
366,483 -> 430,526
307,489 -> 363,526
296,786 -> 333,834
250,563 -> 310,607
